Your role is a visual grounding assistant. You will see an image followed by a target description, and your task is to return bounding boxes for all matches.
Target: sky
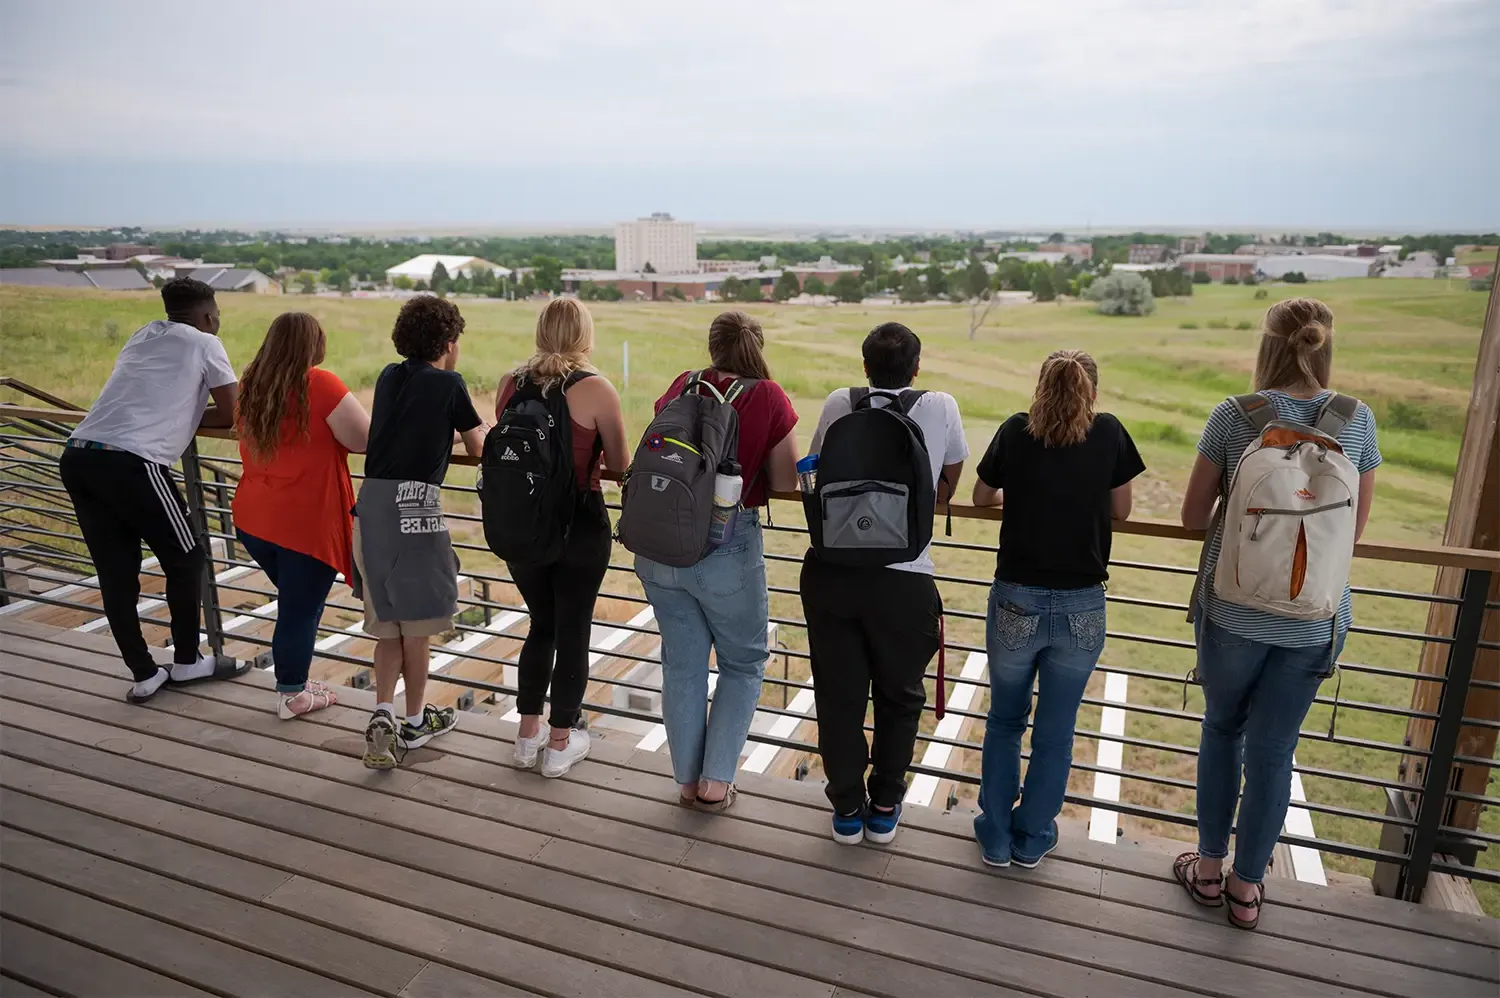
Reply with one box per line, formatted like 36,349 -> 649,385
1,0 -> 1497,232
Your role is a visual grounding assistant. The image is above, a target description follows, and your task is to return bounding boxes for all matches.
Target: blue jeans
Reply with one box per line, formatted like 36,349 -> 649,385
1194,616 -> 1343,884
974,581 -> 1106,862
635,512 -> 768,786
236,530 -> 338,693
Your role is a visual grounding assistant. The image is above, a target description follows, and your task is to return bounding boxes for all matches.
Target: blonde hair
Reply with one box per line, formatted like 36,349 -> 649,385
708,310 -> 772,381
1253,297 -> 1333,393
1027,349 -> 1098,448
516,297 -> 596,393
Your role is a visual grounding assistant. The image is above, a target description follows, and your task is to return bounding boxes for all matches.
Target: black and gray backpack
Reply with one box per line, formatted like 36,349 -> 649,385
480,371 -> 593,566
806,388 -> 936,567
618,372 -> 754,567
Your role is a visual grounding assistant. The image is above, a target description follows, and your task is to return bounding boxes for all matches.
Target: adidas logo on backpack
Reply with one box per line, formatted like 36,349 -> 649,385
501,446 -> 520,462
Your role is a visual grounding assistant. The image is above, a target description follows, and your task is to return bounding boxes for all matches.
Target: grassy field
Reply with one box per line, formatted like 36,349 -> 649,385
2,279 -> 1496,908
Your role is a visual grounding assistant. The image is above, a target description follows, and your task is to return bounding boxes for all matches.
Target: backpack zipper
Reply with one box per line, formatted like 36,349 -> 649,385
1245,499 -> 1352,540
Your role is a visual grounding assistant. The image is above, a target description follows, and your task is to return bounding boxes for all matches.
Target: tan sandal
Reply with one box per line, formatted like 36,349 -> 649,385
694,784 -> 738,813
279,686 -> 338,719
1173,851 -> 1224,908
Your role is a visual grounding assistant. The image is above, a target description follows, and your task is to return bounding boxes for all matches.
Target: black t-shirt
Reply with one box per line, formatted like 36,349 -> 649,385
365,360 -> 483,485
976,412 -> 1146,589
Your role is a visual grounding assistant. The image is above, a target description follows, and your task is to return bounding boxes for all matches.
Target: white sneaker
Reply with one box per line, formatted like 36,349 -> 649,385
540,728 -> 590,779
513,729 -> 548,768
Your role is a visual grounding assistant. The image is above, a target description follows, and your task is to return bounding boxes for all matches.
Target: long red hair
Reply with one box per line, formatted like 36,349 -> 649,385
236,312 -> 327,460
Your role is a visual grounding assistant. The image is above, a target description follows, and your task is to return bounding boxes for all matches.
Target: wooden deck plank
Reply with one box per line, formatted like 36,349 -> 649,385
396,963 -> 543,998
0,918 -> 212,998
0,974 -> 55,998
0,872 -> 369,997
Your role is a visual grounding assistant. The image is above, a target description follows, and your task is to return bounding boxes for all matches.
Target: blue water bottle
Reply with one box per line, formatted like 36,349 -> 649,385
796,454 -> 818,493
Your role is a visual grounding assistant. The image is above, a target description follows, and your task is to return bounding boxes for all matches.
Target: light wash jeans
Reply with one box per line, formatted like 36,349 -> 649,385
635,512 -> 769,786
1194,616 -> 1344,885
974,580 -> 1106,863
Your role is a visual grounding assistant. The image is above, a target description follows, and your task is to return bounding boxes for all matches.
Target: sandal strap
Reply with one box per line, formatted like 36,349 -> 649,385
1174,852 -> 1224,886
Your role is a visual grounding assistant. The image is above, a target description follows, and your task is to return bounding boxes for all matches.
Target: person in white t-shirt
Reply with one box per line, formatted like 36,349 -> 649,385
60,277 -> 248,704
802,322 -> 968,845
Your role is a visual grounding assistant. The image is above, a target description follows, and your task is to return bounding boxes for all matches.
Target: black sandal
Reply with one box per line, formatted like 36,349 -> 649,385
1226,879 -> 1265,930
1173,852 -> 1224,908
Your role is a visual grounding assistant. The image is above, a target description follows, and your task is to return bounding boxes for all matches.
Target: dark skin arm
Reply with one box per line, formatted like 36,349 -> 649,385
199,383 -> 238,429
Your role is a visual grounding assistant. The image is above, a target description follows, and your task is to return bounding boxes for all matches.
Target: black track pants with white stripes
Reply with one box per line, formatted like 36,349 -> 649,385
60,447 -> 205,681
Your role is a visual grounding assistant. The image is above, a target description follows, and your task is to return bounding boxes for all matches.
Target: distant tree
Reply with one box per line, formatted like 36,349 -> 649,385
254,256 -> 277,277
1282,271 -> 1308,284
719,276 -> 747,301
470,266 -> 494,290
804,275 -> 829,296
899,269 -> 927,302
1030,266 -> 1057,302
1191,270 -> 1212,285
1047,232 -> 1066,243
532,256 -> 564,293
830,272 -> 864,303
327,269 -> 351,293
430,261 -> 451,293
663,285 -> 687,301
1222,274 -> 1239,285
451,273 -> 472,294
773,270 -> 802,301
642,262 -> 656,274
1086,272 -> 1156,316
962,259 -> 990,300
924,266 -> 948,297
1241,271 -> 1258,286
1254,288 -> 1269,299
414,279 -> 429,292
131,259 -> 149,280
994,257 -> 1029,291
392,275 -> 415,290
299,273 -> 316,294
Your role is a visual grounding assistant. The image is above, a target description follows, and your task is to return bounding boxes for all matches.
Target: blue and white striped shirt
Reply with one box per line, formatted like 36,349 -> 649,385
1198,390 -> 1382,647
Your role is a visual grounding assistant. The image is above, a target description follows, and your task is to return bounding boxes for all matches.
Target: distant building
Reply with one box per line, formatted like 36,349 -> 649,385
997,251 -> 1070,265
561,268 -> 773,302
384,255 -> 508,284
1178,236 -> 1206,255
188,267 -> 283,294
78,243 -> 162,261
1256,254 -> 1379,281
1038,242 -> 1093,261
615,213 -> 696,274
784,255 -> 862,289
699,259 -> 761,273
0,267 -> 150,290
1128,244 -> 1168,265
1177,254 -> 1259,281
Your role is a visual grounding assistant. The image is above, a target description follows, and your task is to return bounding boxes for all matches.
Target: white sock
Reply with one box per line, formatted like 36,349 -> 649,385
375,702 -> 395,719
407,710 -> 425,727
169,653 -> 214,683
130,668 -> 170,699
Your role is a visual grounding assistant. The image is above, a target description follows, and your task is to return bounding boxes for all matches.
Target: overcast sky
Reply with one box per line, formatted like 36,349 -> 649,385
1,0 -> 1496,231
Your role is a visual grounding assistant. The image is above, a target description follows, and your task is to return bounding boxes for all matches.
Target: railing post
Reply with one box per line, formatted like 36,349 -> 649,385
211,465 -> 235,564
1403,567 -> 1491,901
181,441 -> 227,660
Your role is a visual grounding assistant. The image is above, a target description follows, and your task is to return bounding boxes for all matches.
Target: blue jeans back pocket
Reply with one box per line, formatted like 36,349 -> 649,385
995,607 -> 1040,651
1067,610 -> 1106,652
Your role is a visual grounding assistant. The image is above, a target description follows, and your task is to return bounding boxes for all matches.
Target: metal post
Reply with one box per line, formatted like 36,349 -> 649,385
211,465 -> 235,563
1403,567 -> 1491,901
181,441 -> 227,661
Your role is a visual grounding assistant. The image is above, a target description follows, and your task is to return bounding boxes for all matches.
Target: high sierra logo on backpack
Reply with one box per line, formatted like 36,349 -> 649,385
480,371 -> 593,566
1196,392 -> 1361,622
618,372 -> 753,567
806,388 -> 936,567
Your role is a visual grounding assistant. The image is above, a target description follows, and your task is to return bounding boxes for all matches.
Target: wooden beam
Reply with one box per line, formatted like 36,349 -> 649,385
1401,248 -> 1500,835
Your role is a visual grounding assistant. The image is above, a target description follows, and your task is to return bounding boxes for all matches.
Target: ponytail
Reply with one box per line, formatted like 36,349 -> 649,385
707,310 -> 772,381
1253,296 -> 1334,393
1027,349 -> 1098,448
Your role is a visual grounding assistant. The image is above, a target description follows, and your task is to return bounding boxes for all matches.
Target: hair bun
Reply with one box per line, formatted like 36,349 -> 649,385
1290,321 -> 1327,351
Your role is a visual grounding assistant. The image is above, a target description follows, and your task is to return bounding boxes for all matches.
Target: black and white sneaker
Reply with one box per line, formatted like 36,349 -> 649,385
363,710 -> 399,770
400,704 -> 458,749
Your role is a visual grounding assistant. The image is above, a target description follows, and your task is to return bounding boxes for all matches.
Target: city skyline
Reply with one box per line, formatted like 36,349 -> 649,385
2,0 -> 1497,230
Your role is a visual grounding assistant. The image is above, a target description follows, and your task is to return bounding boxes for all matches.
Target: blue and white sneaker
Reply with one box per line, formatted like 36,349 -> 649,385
832,806 -> 866,845
1012,819 -> 1060,869
864,803 -> 902,845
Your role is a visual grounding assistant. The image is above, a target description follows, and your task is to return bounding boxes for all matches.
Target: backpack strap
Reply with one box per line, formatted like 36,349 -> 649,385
1315,393 -> 1358,439
892,389 -> 927,416
1230,393 -> 1277,434
563,370 -> 595,390
723,378 -> 757,404
682,371 -> 729,404
849,387 -> 871,411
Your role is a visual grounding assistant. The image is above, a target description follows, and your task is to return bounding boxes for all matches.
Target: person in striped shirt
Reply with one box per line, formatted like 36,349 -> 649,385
1174,297 -> 1381,929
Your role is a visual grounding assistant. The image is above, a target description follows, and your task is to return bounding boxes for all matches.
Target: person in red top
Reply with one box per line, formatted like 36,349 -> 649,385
635,310 -> 799,810
232,312 -> 370,719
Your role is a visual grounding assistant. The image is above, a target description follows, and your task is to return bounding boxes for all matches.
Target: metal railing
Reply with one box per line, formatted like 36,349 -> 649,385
2,386 -> 1496,906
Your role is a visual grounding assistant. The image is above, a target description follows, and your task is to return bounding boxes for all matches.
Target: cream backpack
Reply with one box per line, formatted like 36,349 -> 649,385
1192,392 -> 1361,624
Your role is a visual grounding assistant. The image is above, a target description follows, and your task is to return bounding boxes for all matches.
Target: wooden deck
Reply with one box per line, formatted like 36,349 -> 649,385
0,620 -> 1495,998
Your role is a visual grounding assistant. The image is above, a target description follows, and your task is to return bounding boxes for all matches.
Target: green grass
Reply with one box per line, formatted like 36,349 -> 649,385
3,277 -> 1496,910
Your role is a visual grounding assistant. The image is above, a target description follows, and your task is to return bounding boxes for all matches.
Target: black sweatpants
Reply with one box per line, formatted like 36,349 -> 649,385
508,492 -> 612,729
59,446 -> 204,681
802,551 -> 941,813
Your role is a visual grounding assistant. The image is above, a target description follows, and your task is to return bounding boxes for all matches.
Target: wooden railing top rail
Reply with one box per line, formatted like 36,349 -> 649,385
5,402 -> 1498,572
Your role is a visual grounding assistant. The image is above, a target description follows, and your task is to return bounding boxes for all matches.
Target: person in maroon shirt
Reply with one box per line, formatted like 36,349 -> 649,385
635,311 -> 799,810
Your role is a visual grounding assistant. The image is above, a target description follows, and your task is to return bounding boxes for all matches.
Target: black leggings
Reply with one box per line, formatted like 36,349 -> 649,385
509,492 -> 612,729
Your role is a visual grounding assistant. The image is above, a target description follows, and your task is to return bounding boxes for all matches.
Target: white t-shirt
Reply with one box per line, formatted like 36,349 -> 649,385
72,320 -> 237,466
808,387 -> 969,575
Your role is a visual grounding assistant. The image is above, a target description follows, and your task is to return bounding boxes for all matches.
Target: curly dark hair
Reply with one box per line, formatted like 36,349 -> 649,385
392,295 -> 465,362
160,276 -> 215,317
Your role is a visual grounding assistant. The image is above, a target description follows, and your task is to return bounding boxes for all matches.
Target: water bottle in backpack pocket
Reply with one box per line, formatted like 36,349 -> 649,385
708,459 -> 743,547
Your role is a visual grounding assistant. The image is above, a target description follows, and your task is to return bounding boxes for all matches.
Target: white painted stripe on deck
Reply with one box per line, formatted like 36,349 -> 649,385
742,686 -> 815,774
395,609 -> 529,697
74,564 -> 256,633
634,620 -> 778,753
904,652 -> 988,807
501,606 -> 658,721
1088,670 -> 1130,843
1284,758 -> 1327,885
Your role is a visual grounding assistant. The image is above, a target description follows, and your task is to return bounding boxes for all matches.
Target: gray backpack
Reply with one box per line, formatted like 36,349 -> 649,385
618,372 -> 754,567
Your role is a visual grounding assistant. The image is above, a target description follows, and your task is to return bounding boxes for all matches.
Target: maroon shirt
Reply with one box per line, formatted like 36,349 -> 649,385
655,370 -> 797,508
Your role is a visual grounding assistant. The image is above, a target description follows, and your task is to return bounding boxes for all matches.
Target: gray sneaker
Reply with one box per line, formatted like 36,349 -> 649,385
363,710 -> 399,770
400,704 -> 458,749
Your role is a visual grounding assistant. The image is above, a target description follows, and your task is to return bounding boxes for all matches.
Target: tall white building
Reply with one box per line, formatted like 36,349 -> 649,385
615,213 -> 696,274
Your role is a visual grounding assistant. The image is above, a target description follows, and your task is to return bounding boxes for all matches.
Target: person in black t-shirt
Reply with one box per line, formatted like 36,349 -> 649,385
356,295 -> 487,770
969,349 -> 1145,870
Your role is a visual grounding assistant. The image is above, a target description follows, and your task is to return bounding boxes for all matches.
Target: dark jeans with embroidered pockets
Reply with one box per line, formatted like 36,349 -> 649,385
974,580 -> 1107,862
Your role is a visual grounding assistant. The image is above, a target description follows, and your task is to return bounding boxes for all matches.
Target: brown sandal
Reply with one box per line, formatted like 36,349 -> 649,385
1226,879 -> 1265,930
1173,852 -> 1224,908
694,784 -> 738,813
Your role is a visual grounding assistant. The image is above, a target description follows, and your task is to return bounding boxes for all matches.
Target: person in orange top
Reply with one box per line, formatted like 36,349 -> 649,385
232,312 -> 371,719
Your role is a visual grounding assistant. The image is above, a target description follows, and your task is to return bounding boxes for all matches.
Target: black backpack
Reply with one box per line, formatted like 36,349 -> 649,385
805,388 -> 936,567
618,372 -> 753,567
480,371 -> 594,566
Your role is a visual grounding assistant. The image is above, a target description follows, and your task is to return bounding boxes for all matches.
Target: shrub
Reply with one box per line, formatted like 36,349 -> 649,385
1223,275 -> 1240,285
1282,271 -> 1308,284
1191,271 -> 1212,285
1235,320 -> 1254,330
1206,318 -> 1230,329
1471,276 -> 1494,292
1254,288 -> 1269,300
1179,321 -> 1199,329
1085,271 -> 1156,316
